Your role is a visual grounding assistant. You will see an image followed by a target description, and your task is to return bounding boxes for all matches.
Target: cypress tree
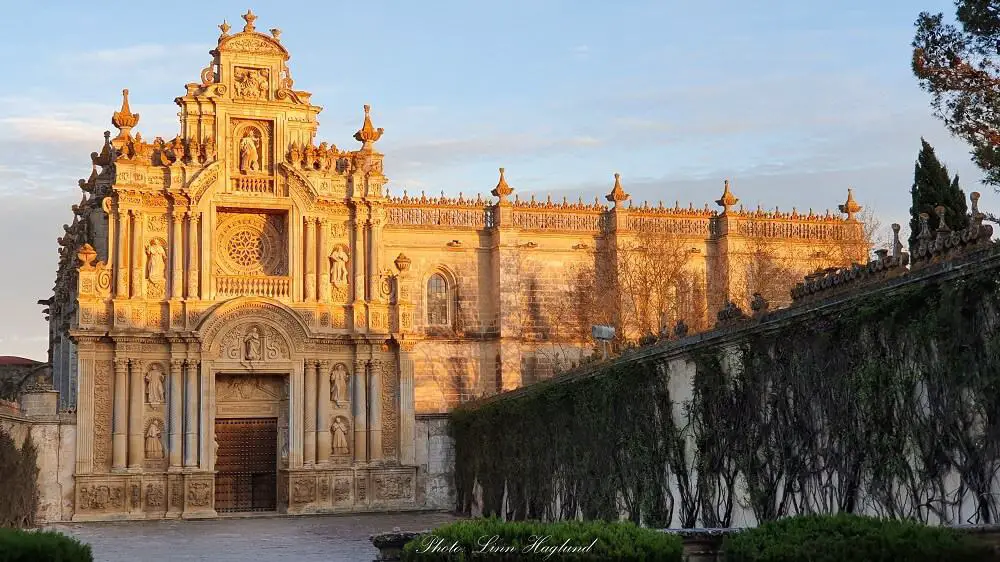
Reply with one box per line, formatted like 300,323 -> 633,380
908,138 -> 969,248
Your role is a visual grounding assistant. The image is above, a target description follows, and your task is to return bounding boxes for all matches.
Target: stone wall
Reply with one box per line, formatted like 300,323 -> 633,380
414,413 -> 454,510
0,390 -> 77,523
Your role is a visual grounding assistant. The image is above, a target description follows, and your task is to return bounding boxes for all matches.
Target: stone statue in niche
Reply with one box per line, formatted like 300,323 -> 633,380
145,420 -> 164,460
331,363 -> 348,406
145,366 -> 165,404
330,246 -> 349,288
145,239 -> 166,297
239,130 -> 260,174
332,416 -> 349,455
244,325 -> 262,361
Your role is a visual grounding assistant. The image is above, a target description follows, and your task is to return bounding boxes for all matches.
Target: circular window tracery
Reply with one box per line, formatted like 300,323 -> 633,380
216,213 -> 287,276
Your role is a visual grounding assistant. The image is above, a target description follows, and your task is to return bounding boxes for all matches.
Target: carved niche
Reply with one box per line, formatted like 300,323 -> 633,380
331,415 -> 351,457
216,322 -> 290,362
230,120 -> 272,176
145,363 -> 166,404
145,238 -> 167,298
330,363 -> 350,406
329,244 -> 350,300
215,212 -> 287,276
145,419 -> 165,460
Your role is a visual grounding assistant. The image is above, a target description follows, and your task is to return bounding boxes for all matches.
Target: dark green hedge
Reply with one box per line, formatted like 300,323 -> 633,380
724,514 -> 993,562
400,518 -> 683,561
0,529 -> 93,562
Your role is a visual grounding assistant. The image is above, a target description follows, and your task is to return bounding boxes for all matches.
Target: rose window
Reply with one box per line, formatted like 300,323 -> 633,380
215,213 -> 287,276
227,230 -> 266,269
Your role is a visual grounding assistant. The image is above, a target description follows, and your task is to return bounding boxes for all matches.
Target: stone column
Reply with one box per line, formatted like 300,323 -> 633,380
303,359 -> 317,466
128,359 -> 144,469
112,357 -> 128,470
130,210 -> 144,299
353,358 -> 368,462
187,213 -> 200,300
290,362 -> 304,468
318,219 -> 330,301
168,359 -> 183,469
75,344 -> 95,474
170,209 -> 184,299
184,360 -> 199,467
317,360 -> 331,462
399,348 -> 416,465
369,361 -> 382,461
115,211 -> 129,298
304,217 -> 317,301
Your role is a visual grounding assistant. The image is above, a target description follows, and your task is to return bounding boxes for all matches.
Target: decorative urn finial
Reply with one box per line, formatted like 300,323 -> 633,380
715,179 -> 738,213
838,188 -> 862,221
270,28 -> 282,40
353,104 -> 384,150
242,9 -> 257,33
219,20 -> 231,37
491,167 -> 514,202
111,89 -> 139,146
605,173 -> 630,207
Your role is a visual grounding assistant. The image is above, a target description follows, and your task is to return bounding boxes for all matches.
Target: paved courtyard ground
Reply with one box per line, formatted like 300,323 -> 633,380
48,511 -> 459,562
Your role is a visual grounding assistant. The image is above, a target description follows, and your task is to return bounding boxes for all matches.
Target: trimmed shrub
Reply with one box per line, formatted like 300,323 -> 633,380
723,514 -> 994,562
0,529 -> 93,562
401,517 -> 683,561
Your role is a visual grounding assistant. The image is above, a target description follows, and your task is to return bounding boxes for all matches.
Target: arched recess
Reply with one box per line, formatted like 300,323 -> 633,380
196,296 -> 312,360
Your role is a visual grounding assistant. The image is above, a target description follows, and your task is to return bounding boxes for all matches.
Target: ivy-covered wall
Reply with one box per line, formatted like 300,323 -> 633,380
452,245 -> 1000,528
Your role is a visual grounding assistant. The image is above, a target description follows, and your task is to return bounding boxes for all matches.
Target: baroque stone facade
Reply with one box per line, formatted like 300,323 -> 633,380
43,11 -> 865,520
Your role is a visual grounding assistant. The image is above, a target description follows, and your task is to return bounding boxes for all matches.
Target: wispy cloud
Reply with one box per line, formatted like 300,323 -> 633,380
59,43 -> 208,66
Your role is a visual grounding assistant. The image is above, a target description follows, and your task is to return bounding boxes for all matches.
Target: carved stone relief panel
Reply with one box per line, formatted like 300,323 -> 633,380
145,482 -> 165,511
216,322 -> 290,362
186,481 -> 212,508
215,212 -> 287,276
374,473 -> 414,501
233,67 -> 270,101
78,483 -> 125,512
291,476 -> 316,505
333,477 -> 351,504
216,374 -> 283,402
93,361 -> 113,471
379,361 -> 399,459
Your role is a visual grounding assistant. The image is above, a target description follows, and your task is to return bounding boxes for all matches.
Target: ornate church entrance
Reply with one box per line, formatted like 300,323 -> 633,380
214,418 -> 278,512
214,373 -> 286,513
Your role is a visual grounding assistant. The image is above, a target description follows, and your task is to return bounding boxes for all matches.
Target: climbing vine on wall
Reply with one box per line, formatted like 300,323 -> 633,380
451,263 -> 1000,527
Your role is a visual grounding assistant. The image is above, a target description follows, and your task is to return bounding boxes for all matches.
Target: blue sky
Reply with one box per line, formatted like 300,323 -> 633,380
0,0 -> 986,360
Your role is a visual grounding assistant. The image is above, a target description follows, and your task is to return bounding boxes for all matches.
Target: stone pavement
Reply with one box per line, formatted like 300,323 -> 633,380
48,511 -> 458,562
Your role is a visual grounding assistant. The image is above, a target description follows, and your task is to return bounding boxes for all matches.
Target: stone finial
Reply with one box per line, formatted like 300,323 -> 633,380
219,20 -> 231,37
491,167 -> 514,202
918,212 -> 932,241
891,223 -> 903,258
270,28 -> 282,40
354,104 -> 384,150
750,292 -> 769,315
715,179 -> 739,214
934,205 -> 950,233
971,191 -> 984,225
394,253 -> 412,272
605,173 -> 630,207
838,188 -> 862,221
77,244 -> 97,271
111,89 -> 139,146
91,131 -> 114,167
242,9 -> 257,33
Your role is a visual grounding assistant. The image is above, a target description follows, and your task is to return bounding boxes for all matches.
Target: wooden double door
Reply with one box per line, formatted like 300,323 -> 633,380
214,417 -> 278,512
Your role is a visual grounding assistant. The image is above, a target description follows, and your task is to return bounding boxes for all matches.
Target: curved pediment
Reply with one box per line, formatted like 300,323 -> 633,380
218,32 -> 289,59
187,160 -> 222,205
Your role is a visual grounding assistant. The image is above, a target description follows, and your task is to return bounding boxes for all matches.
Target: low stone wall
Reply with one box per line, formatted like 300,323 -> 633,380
0,389 -> 76,524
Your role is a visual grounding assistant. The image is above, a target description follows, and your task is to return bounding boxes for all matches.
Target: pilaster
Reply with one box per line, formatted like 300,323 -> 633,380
75,339 -> 97,475
304,217 -> 317,301
170,209 -> 184,299
168,359 -> 183,469
304,359 -> 317,466
398,343 -> 416,465
186,213 -> 200,299
183,360 -> 199,468
127,359 -> 144,469
319,219 -> 331,301
317,359 -> 332,462
368,360 -> 383,462
130,210 -> 144,299
353,357 -> 368,463
116,210 -> 129,298
112,357 -> 128,471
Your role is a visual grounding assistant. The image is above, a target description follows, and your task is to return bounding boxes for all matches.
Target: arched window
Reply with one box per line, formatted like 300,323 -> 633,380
426,273 -> 449,326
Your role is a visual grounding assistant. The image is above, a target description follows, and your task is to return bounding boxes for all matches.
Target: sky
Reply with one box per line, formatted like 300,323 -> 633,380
0,0 -> 988,361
